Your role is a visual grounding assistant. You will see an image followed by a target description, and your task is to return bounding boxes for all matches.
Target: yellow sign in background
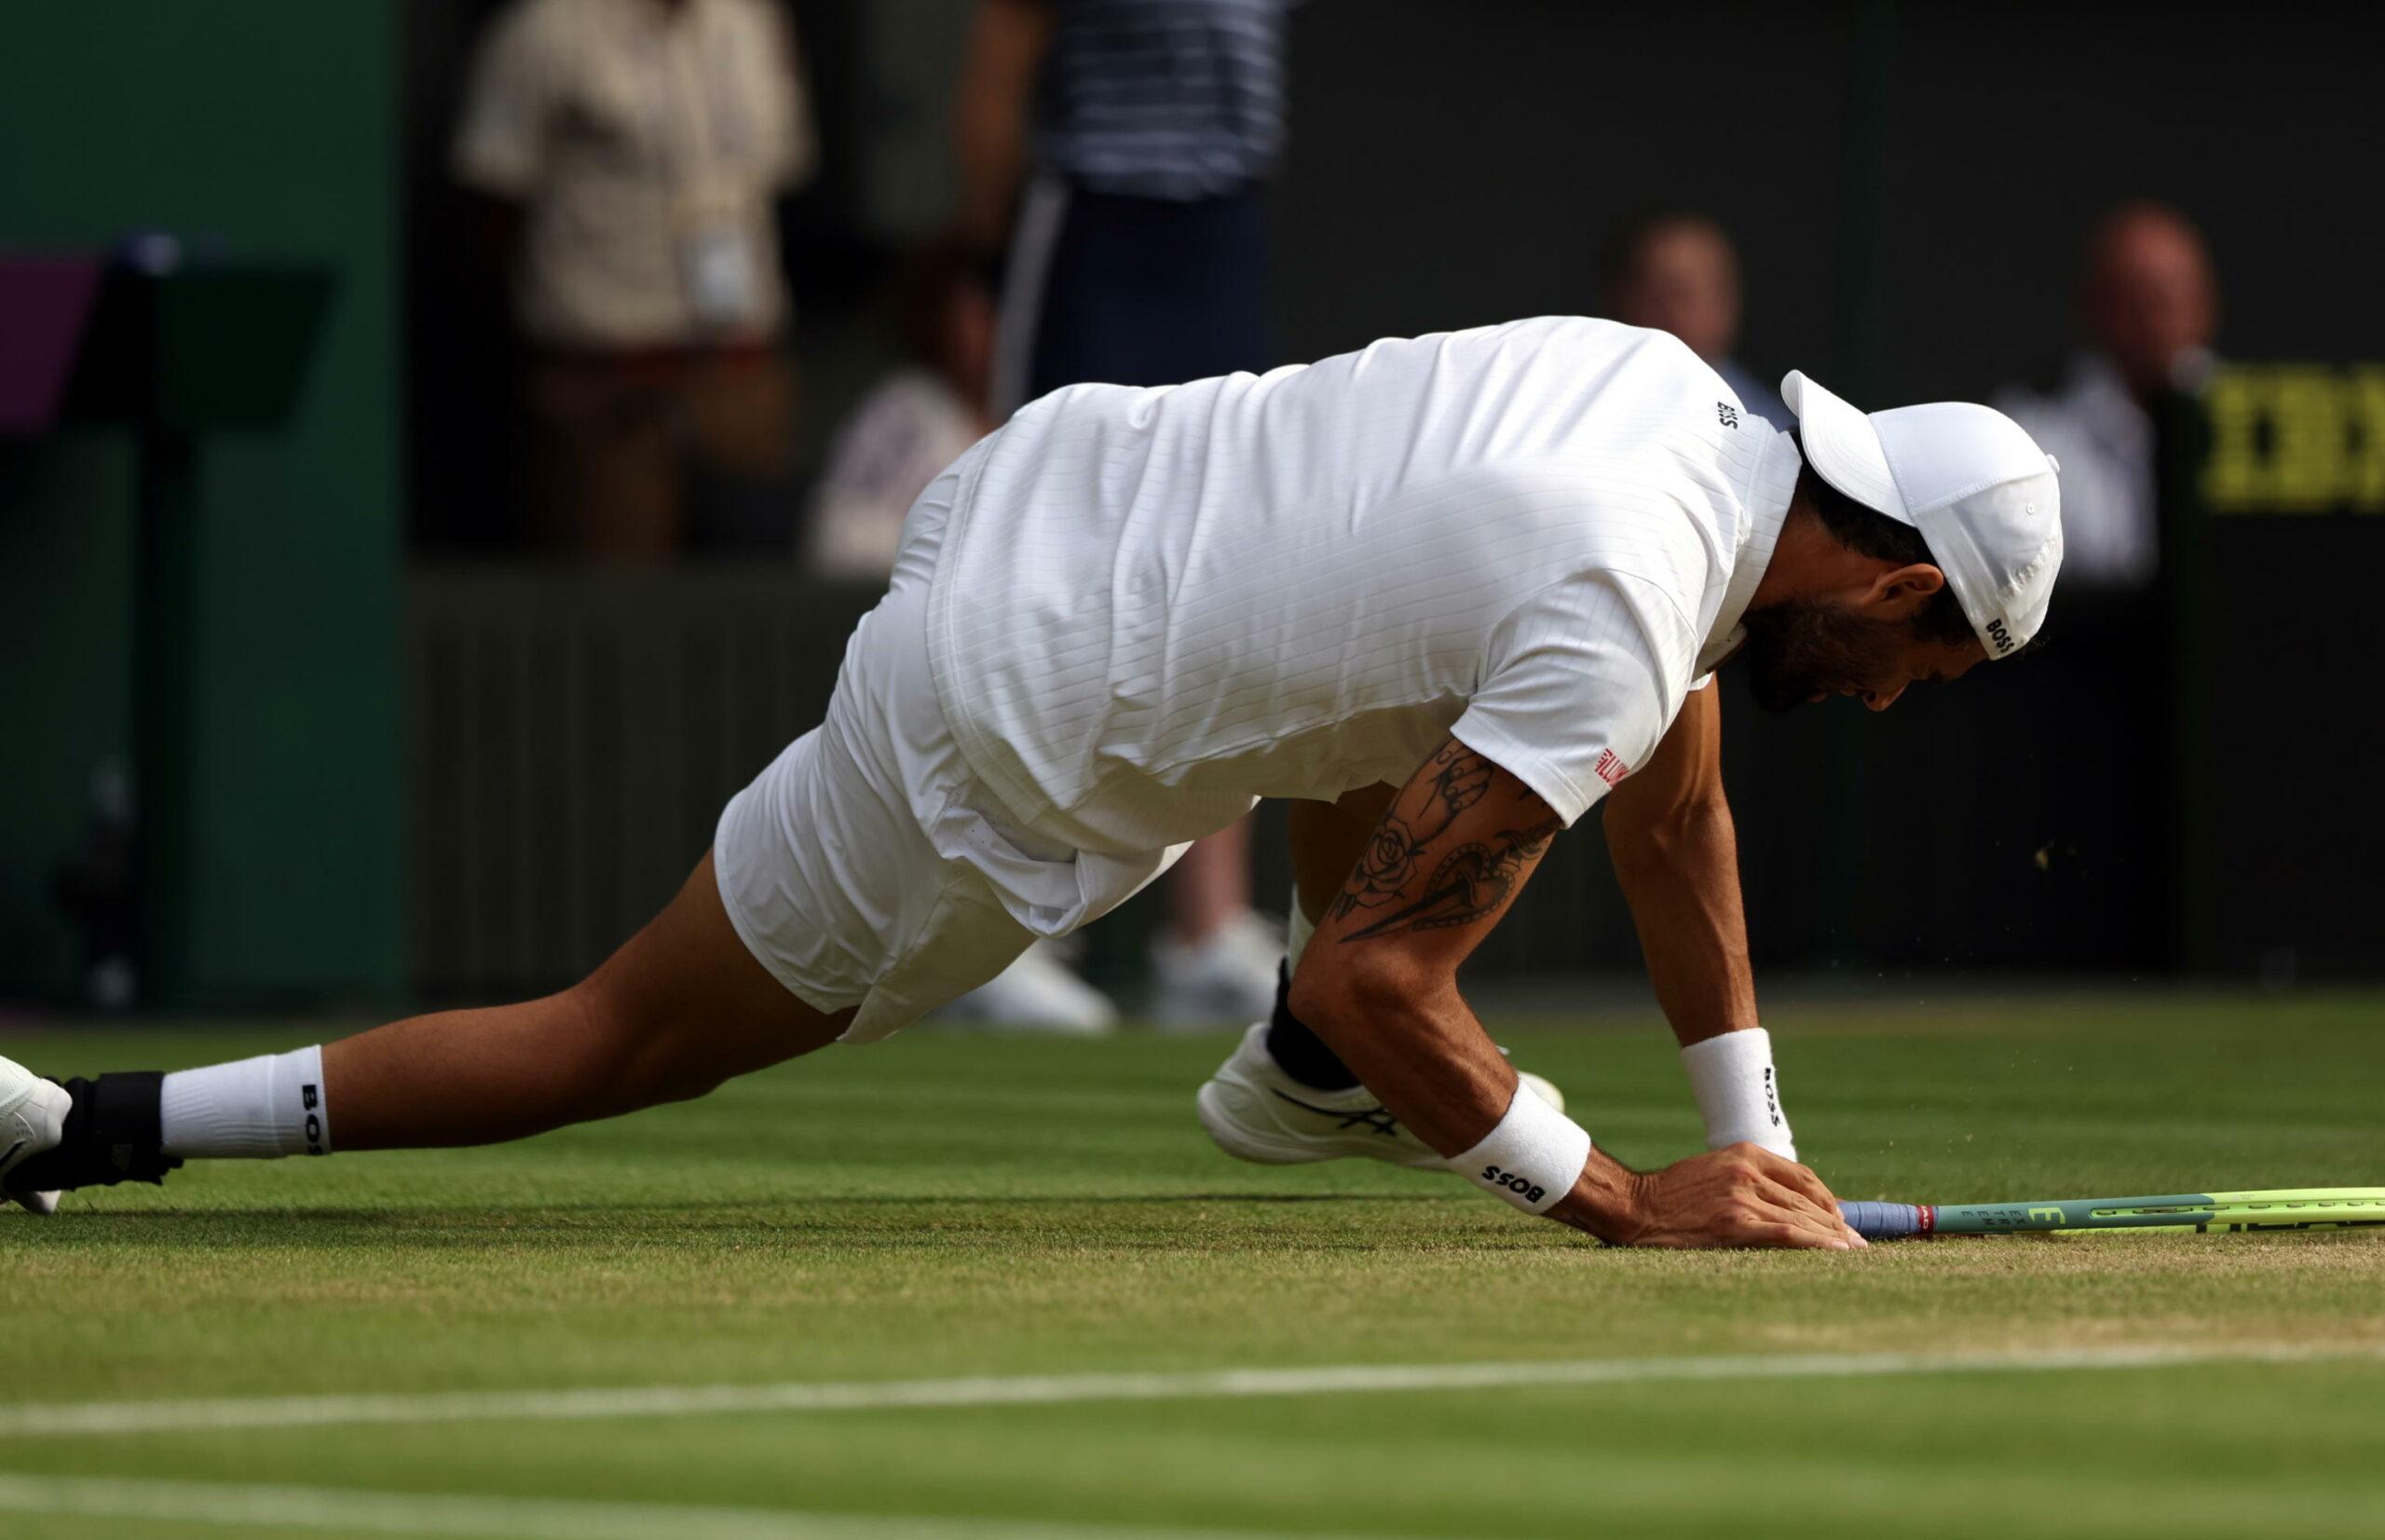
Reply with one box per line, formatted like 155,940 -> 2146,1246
2202,365 -> 2385,513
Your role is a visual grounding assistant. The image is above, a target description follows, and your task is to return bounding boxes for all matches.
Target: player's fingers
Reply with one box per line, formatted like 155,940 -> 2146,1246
1743,1154 -> 1862,1243
1746,1165 -> 1837,1223
1752,1187 -> 1870,1249
1744,1220 -> 1853,1251
1751,1191 -> 1851,1244
1745,1147 -> 1842,1210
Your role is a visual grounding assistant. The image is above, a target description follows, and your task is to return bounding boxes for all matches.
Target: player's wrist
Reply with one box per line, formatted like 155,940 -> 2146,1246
1545,1149 -> 1647,1244
1444,1077 -> 1592,1218
1680,1026 -> 1796,1161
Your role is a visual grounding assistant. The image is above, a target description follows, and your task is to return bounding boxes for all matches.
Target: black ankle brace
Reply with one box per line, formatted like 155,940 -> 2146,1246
3,1071 -> 180,1194
1262,961 -> 1364,1092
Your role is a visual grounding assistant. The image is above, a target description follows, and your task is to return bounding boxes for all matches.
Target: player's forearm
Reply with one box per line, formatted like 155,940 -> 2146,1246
1288,972 -> 1516,1158
1609,797 -> 1801,1158
1608,794 -> 1759,1047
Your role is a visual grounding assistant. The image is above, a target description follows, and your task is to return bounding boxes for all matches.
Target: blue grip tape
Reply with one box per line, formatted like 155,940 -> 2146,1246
1839,1201 -> 1923,1239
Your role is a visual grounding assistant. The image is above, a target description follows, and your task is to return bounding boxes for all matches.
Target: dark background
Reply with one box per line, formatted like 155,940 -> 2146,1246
406,1 -> 2385,541
397,0 -> 2380,995
3,1 -> 2378,1006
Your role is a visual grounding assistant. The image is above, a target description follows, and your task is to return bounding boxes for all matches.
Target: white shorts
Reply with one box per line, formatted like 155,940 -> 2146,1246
714,448 -> 1187,1043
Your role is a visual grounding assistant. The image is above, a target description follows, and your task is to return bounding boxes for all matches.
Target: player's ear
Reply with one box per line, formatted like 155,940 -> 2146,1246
1866,562 -> 1945,618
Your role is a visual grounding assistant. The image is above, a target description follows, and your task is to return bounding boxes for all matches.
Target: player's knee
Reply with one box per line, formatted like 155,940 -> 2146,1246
554,974 -> 734,1119
625,1044 -> 738,1109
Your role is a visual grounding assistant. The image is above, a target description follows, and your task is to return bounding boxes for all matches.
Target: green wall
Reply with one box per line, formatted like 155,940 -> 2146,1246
0,2 -> 404,1003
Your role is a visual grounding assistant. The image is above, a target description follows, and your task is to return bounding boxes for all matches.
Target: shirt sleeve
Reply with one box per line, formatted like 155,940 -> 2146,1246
1450,568 -> 1698,827
452,0 -> 555,198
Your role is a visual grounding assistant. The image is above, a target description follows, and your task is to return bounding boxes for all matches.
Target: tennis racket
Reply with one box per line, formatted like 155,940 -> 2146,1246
1839,1187 -> 2385,1239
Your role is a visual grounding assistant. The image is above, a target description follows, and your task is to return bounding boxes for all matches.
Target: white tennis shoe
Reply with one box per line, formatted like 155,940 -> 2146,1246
1,1054 -> 69,1216
1195,1021 -> 1565,1171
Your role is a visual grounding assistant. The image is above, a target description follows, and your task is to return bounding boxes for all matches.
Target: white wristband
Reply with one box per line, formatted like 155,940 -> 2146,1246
1447,1080 -> 1593,1216
1680,1028 -> 1795,1161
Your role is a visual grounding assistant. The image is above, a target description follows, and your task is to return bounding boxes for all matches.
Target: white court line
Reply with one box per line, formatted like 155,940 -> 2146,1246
1,1341 -> 2378,1442
0,1475 -> 1329,1540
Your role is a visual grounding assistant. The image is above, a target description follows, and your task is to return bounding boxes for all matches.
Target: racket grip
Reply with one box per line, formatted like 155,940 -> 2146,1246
1839,1201 -> 1926,1239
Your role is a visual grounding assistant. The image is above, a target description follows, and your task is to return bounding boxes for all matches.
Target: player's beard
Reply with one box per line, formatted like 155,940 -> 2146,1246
1738,598 -> 1915,714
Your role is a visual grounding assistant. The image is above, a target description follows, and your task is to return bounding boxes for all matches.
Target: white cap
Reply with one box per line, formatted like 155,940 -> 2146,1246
1780,371 -> 2065,659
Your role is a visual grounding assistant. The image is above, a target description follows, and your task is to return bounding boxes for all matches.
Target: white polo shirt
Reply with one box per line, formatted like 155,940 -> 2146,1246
926,317 -> 1801,857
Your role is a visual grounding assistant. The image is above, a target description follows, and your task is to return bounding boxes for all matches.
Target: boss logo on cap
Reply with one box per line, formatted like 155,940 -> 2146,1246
1986,618 -> 2015,654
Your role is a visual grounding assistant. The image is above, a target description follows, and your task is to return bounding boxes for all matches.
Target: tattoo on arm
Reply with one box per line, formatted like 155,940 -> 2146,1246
1329,744 -> 1561,942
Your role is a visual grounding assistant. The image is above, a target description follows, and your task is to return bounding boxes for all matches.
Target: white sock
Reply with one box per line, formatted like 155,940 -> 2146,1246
159,1045 -> 332,1159
1680,1028 -> 1795,1161
1286,884 -> 1315,969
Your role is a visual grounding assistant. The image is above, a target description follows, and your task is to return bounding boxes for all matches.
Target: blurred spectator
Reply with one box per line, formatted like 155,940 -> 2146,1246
806,245 -> 997,579
1997,201 -> 2218,591
944,0 -> 1294,1029
1601,209 -> 1787,429
961,0 -> 1285,416
453,0 -> 817,561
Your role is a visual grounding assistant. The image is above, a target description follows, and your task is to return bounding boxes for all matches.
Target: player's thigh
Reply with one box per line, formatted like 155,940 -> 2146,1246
711,720 -> 1047,1047
709,581 -> 1052,1044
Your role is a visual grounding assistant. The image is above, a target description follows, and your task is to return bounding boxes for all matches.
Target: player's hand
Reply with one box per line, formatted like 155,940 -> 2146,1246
1602,1144 -> 1867,1250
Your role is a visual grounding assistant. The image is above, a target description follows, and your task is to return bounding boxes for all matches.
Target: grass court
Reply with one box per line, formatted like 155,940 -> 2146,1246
5,989 -> 2381,1538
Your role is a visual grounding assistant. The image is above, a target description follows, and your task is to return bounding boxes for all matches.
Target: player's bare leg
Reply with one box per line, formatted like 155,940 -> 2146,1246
332,852 -> 844,1149
3,852 -> 844,1203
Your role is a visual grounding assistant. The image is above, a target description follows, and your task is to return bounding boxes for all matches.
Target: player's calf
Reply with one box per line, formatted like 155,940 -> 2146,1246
4,854 -> 843,1207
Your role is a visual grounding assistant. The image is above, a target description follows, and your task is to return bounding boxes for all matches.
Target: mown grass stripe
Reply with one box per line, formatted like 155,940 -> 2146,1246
3,1342 -> 2378,1441
0,1475 -> 1325,1540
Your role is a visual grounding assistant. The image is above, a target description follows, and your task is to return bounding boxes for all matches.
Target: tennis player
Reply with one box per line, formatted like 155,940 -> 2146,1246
5,318 -> 2061,1248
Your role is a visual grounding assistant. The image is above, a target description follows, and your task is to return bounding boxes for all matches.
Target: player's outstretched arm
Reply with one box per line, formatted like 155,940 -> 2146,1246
1291,736 -> 1860,1250
1601,684 -> 1757,1048
1602,684 -> 1804,1162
